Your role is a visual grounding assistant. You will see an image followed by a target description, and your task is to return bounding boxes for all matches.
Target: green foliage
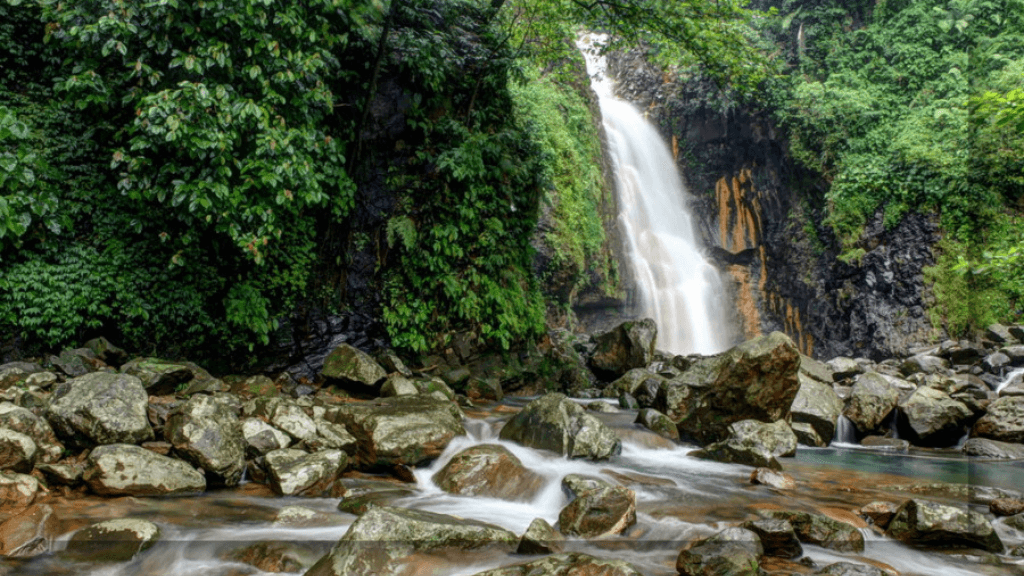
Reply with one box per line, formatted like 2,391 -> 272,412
925,236 -> 1018,337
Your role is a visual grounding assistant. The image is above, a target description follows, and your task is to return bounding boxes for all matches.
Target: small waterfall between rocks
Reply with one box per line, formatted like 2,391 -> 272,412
579,35 -> 734,356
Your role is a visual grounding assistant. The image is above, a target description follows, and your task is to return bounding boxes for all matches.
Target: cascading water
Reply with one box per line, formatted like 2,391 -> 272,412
579,35 -> 734,355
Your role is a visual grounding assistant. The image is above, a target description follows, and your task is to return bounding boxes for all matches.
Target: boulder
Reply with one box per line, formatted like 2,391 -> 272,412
740,518 -> 802,558
517,517 -> 564,554
267,401 -> 318,443
791,422 -> 825,447
83,443 -> 205,496
0,472 -> 39,509
790,374 -> 843,445
987,323 -> 1016,344
859,501 -> 899,529
310,419 -> 358,454
561,474 -> 608,499
227,541 -> 304,573
45,372 -> 154,447
274,505 -> 338,528
604,368 -> 662,399
658,332 -> 801,444
800,354 -> 834,384
241,417 -> 292,458
558,484 -> 636,538
814,563 -> 887,576
304,506 -> 517,576
0,503 -> 58,557
635,408 -> 679,441
471,553 -> 643,576
0,362 -> 39,389
464,377 -> 503,402
326,394 -> 465,469
36,462 -> 83,486
765,510 -> 865,552
989,498 -> 1024,517
0,428 -> 37,473
899,355 -> 949,376
972,396 -> 1024,443
1003,345 -> 1024,365
962,437 -> 1024,459
164,394 -> 246,487
589,319 -> 657,379
676,527 -> 762,576
120,357 -> 199,395
860,436 -> 910,451
982,352 -> 1011,373
264,448 -> 347,497
693,419 -> 797,470
618,392 -> 639,410
898,386 -> 972,446
83,337 -> 129,367
843,372 -> 898,435
498,393 -> 620,459
826,357 -> 862,381
321,344 -> 387,390
887,498 -> 1003,552
380,374 -> 418,397
750,467 -> 796,490
432,444 -> 544,502
65,518 -> 160,562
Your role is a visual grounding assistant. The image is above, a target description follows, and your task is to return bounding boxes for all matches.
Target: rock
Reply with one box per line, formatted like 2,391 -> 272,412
0,472 -> 39,509
413,377 -> 455,400
990,498 -> 1024,517
887,498 -> 1003,552
899,355 -> 949,376
826,357 -> 863,381
1003,345 -> 1024,365
765,510 -> 865,552
164,394 -> 246,487
228,541 -> 305,573
66,518 -> 160,562
0,362 -> 41,389
589,319 -> 657,379
432,444 -> 544,502
801,354 -> 834,384
50,348 -> 95,378
266,401 -> 318,443
274,505 -> 337,528
304,506 -> 517,576
119,357 -> 195,395
860,501 -> 899,529
790,374 -> 843,445
0,427 -> 37,473
516,517 -> 564,554
843,372 -> 898,435
264,448 -> 347,497
987,323 -> 1016,344
586,400 -> 617,413
84,443 -> 205,496
45,372 -> 154,448
0,503 -> 58,557
693,419 -> 797,470
24,371 -> 57,389
791,422 -> 825,447
963,437 -> 1024,459
618,392 -> 639,409
659,332 -> 801,444
604,368 -> 661,398
229,375 -> 276,398
981,351 -> 1011,373
464,377 -> 503,402
499,393 -> 620,459
897,386 -> 972,446
750,467 -> 796,490
326,394 -> 465,469
972,396 -> 1024,443
380,374 -> 418,397
860,436 -> 909,451
561,474 -> 608,499
36,462 -> 83,486
375,349 -> 413,377
740,518 -> 802,558
676,527 -> 763,576
471,553 -> 643,576
83,337 -> 129,367
635,408 -> 679,440
310,419 -> 358,454
558,484 -> 636,538
814,562 -> 887,576
321,344 -> 387,390
241,417 -> 292,458
1005,513 -> 1024,531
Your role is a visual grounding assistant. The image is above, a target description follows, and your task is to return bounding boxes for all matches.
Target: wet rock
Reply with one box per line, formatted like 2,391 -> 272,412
267,401 -> 318,443
432,444 -> 544,502
981,352 -> 1011,373
843,372 -> 898,435
327,394 -> 465,469
801,354 -> 834,384
375,349 -> 413,377
50,348 -> 95,378
741,518 -> 802,558
897,387 -> 972,446
604,368 -> 662,398
304,506 -> 517,576
84,443 -> 205,496
1003,345 -> 1024,365
83,337 -> 129,367
826,357 -> 863,381
676,527 -> 762,576
241,417 -> 292,457
765,510 -> 865,552
228,541 -> 304,573
0,503 -> 58,556
987,324 -> 1016,344
264,448 -> 346,497
465,376 -> 503,402
164,394 -> 246,487
36,462 -> 82,486
589,318 -> 657,379
790,374 -> 843,446
971,396 -> 1024,443
693,419 -> 797,470
814,562 -> 888,576
887,498 -> 1003,552
558,484 -> 636,538
618,392 -> 639,409
498,393 -> 621,460
321,344 -> 387,390
561,474 -> 608,499
516,517 -> 564,554
66,518 -> 160,562
336,488 -> 415,515
963,437 -> 1024,459
380,374 -> 418,397
860,501 -> 899,529
229,375 -> 277,398
989,498 -> 1024,517
0,471 -> 39,509
46,372 -> 154,447
660,332 -> 800,444
471,553 -> 643,576
413,377 -> 455,400
120,357 -> 197,395
25,371 -> 58,390
635,408 -> 679,441
274,505 -> 337,528
750,467 -> 796,490
310,419 -> 358,454
0,427 -> 36,473
791,422 -> 824,447
1005,513 -> 1024,531
899,355 -> 949,376
860,436 -> 910,451
586,400 -> 617,413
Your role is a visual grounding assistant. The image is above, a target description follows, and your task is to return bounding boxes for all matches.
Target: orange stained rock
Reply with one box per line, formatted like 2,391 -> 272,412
728,265 -> 762,341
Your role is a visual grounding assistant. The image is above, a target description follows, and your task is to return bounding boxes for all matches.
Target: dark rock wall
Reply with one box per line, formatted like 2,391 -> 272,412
607,50 -> 940,360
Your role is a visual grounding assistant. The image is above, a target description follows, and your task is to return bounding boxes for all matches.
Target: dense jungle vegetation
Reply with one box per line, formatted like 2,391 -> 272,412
0,0 -> 1021,362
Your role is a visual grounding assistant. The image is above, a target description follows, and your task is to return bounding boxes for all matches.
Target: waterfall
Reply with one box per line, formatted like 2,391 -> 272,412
833,415 -> 858,445
579,36 -> 734,355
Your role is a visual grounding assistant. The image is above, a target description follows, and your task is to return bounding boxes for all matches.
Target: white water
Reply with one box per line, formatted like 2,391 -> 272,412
579,35 -> 734,355
996,366 -> 1024,394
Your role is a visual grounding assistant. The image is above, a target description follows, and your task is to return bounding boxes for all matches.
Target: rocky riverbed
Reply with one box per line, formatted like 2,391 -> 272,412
2,322 -> 1024,575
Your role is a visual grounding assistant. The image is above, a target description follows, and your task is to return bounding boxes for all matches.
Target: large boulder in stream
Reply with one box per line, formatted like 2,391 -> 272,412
304,506 -> 517,576
65,518 -> 161,562
498,393 -> 621,459
264,448 -> 347,497
971,396 -> 1024,443
790,374 -> 842,446
164,394 -> 246,487
45,372 -> 154,448
657,332 -> 800,444
843,372 -> 898,435
589,319 -> 657,379
471,553 -> 644,576
897,386 -> 972,446
432,444 -> 544,502
886,498 -> 1003,552
84,443 -> 206,496
676,527 -> 763,576
764,510 -> 865,552
325,394 -> 465,469
558,482 -> 637,538
691,419 -> 797,470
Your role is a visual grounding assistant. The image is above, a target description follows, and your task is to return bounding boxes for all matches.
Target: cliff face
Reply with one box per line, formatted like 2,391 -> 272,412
607,51 -> 939,360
